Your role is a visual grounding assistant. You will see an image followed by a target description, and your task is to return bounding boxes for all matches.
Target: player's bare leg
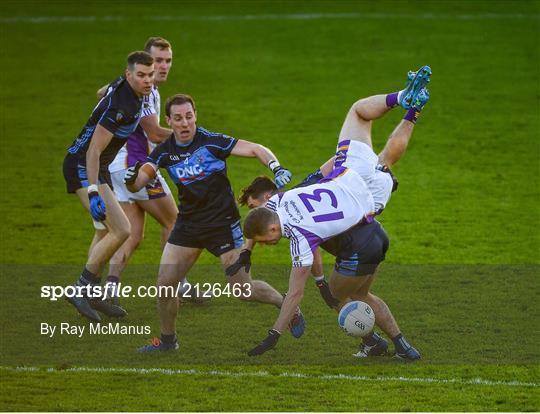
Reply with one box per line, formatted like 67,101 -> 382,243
338,95 -> 392,147
221,249 -> 282,306
330,269 -> 419,360
338,66 -> 431,150
76,188 -> 107,262
86,184 -> 131,273
108,196 -> 176,278
330,270 -> 389,357
74,184 -> 131,271
152,243 -> 202,343
108,202 -> 145,280
106,195 -> 177,303
138,195 -> 178,248
348,273 -> 400,338
67,185 -> 131,321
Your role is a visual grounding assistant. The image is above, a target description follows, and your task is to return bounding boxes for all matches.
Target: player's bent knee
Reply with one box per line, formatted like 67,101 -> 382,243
112,227 -> 131,244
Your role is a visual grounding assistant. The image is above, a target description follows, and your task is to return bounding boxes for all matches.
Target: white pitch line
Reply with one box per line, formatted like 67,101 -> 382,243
2,366 -> 538,388
0,12 -> 539,24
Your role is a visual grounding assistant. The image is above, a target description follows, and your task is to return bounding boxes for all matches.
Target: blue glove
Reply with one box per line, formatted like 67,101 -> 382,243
88,187 -> 106,222
272,167 -> 292,189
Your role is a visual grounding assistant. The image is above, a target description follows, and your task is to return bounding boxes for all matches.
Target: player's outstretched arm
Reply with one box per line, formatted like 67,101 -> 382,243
139,114 -> 172,143
231,140 -> 278,166
274,266 -> 311,332
124,162 -> 157,193
231,140 -> 292,188
248,266 -> 311,356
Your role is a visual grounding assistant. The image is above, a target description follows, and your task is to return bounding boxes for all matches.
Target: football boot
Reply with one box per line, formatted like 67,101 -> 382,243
399,65 -> 431,109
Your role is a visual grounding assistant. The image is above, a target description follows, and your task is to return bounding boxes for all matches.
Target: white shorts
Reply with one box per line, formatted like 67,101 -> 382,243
111,169 -> 172,203
334,140 -> 393,213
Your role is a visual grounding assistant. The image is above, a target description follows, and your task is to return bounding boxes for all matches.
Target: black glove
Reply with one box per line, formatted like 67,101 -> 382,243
248,329 -> 281,356
376,164 -> 398,192
315,279 -> 340,309
124,161 -> 142,186
225,249 -> 252,277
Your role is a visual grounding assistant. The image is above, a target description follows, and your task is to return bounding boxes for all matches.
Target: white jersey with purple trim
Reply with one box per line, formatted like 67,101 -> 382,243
334,140 -> 393,213
109,85 -> 160,173
266,168 -> 376,267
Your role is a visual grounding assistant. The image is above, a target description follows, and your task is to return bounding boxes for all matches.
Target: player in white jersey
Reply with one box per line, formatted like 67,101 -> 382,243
97,38 -> 187,306
243,66 -> 431,358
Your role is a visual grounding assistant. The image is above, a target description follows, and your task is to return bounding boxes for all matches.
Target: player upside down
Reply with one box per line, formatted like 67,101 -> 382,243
240,66 -> 431,360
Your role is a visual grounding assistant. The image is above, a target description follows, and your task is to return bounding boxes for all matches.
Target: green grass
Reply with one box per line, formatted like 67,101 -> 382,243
1,0 -> 539,411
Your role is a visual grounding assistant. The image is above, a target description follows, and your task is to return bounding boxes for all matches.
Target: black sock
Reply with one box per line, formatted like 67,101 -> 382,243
161,333 -> 177,344
363,332 -> 382,346
392,333 -> 411,353
277,293 -> 287,309
76,267 -> 100,287
106,275 -> 120,284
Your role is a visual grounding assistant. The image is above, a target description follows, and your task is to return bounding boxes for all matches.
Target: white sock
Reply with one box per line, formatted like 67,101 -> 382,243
314,275 -> 325,283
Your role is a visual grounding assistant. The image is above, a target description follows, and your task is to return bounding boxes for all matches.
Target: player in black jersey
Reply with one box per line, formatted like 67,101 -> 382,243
62,51 -> 155,322
124,94 -> 304,351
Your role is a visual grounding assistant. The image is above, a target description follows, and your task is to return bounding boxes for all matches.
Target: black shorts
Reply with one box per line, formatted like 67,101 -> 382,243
168,219 -> 244,257
321,221 -> 389,277
63,153 -> 112,193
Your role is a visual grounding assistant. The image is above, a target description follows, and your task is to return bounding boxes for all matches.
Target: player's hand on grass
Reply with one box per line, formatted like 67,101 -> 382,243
225,249 -> 252,277
248,329 -> 281,356
124,161 -> 142,186
87,185 -> 106,222
315,279 -> 340,309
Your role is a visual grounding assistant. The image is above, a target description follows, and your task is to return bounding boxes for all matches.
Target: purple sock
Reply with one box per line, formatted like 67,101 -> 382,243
404,108 -> 420,124
386,92 -> 399,108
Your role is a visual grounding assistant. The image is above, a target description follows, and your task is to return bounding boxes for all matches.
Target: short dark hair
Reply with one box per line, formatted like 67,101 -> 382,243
127,51 -> 154,71
238,176 -> 277,206
144,37 -> 172,52
243,207 -> 278,239
165,94 -> 196,117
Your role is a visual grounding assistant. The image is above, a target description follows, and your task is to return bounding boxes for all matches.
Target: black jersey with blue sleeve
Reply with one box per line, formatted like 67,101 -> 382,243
148,127 -> 239,227
67,77 -> 143,170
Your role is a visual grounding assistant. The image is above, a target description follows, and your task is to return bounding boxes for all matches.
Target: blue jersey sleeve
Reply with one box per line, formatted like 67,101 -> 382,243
147,142 -> 169,168
98,99 -> 128,136
206,134 -> 238,160
293,169 -> 324,189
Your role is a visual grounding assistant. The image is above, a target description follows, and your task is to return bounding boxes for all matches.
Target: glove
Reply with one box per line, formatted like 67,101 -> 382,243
124,161 -> 142,186
248,329 -> 281,356
376,164 -> 398,192
225,249 -> 252,277
315,279 -> 340,309
88,186 -> 106,222
272,167 -> 292,189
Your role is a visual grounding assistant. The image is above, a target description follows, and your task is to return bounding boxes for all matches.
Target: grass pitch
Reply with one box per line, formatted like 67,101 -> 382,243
1,0 -> 539,411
